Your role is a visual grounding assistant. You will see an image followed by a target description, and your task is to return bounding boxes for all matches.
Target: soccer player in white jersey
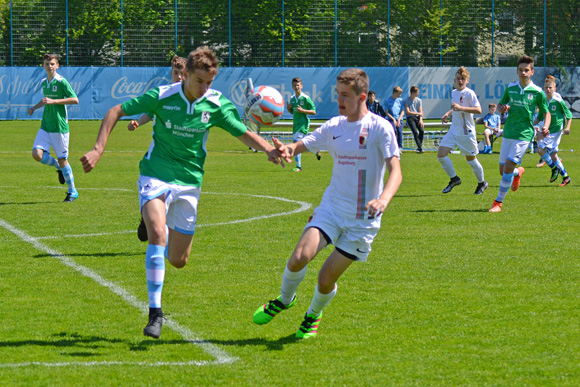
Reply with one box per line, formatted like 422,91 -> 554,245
437,66 -> 487,195
489,55 -> 551,213
253,68 -> 402,339
533,75 -> 573,186
81,46 -> 286,339
28,53 -> 80,202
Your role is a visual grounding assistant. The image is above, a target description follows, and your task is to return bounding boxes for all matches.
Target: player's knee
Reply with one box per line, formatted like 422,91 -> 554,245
168,255 -> 187,269
32,149 -> 43,161
57,158 -> 68,168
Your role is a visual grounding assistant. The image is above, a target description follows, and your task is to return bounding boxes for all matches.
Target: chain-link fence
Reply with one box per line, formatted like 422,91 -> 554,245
1,0 -> 579,67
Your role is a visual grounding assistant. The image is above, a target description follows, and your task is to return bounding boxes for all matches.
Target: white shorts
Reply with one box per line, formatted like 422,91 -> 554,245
539,131 -> 563,154
484,128 -> 503,137
304,202 -> 381,262
137,175 -> 201,235
293,131 -> 306,142
32,129 -> 70,159
499,138 -> 530,165
439,129 -> 478,156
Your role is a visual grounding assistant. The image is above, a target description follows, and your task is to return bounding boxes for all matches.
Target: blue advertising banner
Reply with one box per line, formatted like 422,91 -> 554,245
1,66 -> 578,121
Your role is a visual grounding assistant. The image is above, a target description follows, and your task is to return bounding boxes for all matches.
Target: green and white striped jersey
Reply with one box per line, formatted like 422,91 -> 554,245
122,84 -> 247,187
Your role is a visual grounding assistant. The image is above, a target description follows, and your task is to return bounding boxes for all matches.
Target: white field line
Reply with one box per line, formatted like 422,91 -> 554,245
0,218 -> 238,368
33,192 -> 312,240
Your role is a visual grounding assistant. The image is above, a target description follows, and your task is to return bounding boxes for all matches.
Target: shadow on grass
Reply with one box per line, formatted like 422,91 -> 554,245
0,201 -> 54,206
33,252 -> 142,259
200,333 -> 299,351
413,208 -> 490,213
0,332 -> 192,354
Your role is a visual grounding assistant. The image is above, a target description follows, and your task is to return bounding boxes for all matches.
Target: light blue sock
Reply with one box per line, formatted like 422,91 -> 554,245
295,153 -> 302,169
40,152 -> 59,168
61,164 -> 76,193
496,172 -> 513,203
541,152 -> 555,168
555,159 -> 567,177
146,245 -> 166,308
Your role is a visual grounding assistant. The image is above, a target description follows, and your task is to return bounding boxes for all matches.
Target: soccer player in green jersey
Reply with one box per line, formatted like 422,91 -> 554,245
489,55 -> 551,213
127,55 -> 187,242
287,77 -> 317,171
28,54 -> 79,202
533,75 -> 573,186
81,46 -> 286,339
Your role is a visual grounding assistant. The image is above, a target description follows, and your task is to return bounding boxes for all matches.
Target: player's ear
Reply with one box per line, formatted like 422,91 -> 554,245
360,92 -> 367,102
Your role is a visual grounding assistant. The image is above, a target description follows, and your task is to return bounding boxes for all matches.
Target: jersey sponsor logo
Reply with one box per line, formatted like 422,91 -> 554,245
201,111 -> 210,123
162,105 -> 181,111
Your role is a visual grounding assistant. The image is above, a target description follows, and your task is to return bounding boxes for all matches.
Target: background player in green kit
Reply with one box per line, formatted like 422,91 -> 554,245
80,46 -> 286,339
489,55 -> 551,213
28,53 -> 79,202
287,77 -> 317,171
533,75 -> 573,186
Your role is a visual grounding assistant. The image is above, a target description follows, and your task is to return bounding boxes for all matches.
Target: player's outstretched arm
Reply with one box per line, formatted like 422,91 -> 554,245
365,156 -> 402,218
80,104 -> 126,173
237,131 -> 290,167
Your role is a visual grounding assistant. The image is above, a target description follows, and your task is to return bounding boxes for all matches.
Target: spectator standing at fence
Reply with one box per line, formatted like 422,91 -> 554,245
287,77 -> 318,171
404,86 -> 424,153
80,46 -> 286,340
437,67 -> 487,195
253,68 -> 401,339
489,54 -> 551,213
482,103 -> 502,154
28,53 -> 80,203
385,86 -> 405,149
533,75 -> 572,186
128,55 -> 187,243
366,90 -> 386,118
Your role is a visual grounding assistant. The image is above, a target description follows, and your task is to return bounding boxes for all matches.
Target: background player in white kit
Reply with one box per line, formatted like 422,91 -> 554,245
80,46 -> 286,339
437,67 -> 487,195
253,68 -> 402,339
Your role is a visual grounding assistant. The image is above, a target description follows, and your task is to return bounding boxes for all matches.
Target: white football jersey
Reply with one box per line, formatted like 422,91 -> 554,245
302,112 -> 399,219
450,87 -> 480,136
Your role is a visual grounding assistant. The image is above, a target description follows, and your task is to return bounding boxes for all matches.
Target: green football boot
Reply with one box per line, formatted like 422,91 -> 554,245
296,312 -> 323,339
253,295 -> 295,325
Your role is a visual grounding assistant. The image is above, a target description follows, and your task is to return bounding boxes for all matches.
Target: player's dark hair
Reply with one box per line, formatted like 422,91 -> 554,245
186,46 -> 218,75
43,53 -> 59,63
410,86 -> 419,94
292,77 -> 302,84
517,54 -> 534,69
172,55 -> 186,70
368,90 -> 375,97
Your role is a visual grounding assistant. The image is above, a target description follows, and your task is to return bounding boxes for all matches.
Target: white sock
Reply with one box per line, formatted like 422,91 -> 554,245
467,158 -> 485,183
280,265 -> 307,305
307,285 -> 337,316
437,156 -> 456,178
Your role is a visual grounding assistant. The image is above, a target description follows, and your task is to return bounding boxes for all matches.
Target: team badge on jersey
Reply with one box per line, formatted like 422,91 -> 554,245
165,120 -> 172,129
527,93 -> 533,100
201,111 -> 210,123
359,127 -> 369,149
53,85 -> 57,92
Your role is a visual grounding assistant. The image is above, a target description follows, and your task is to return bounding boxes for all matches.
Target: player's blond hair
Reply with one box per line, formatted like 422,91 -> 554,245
456,66 -> 469,79
171,55 -> 186,70
393,86 -> 402,93
337,68 -> 368,96
544,75 -> 556,86
489,103 -> 497,108
186,46 -> 218,75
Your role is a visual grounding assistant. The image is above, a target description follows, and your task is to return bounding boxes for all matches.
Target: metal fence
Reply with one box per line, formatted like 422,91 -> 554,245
1,0 -> 579,67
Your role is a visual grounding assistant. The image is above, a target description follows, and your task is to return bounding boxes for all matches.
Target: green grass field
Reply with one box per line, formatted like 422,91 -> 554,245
1,119 -> 579,386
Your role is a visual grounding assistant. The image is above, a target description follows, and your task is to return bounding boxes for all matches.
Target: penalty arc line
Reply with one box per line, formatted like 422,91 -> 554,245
0,218 -> 238,368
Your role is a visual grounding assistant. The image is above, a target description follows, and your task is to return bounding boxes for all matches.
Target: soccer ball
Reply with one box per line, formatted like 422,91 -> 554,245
245,85 -> 285,126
